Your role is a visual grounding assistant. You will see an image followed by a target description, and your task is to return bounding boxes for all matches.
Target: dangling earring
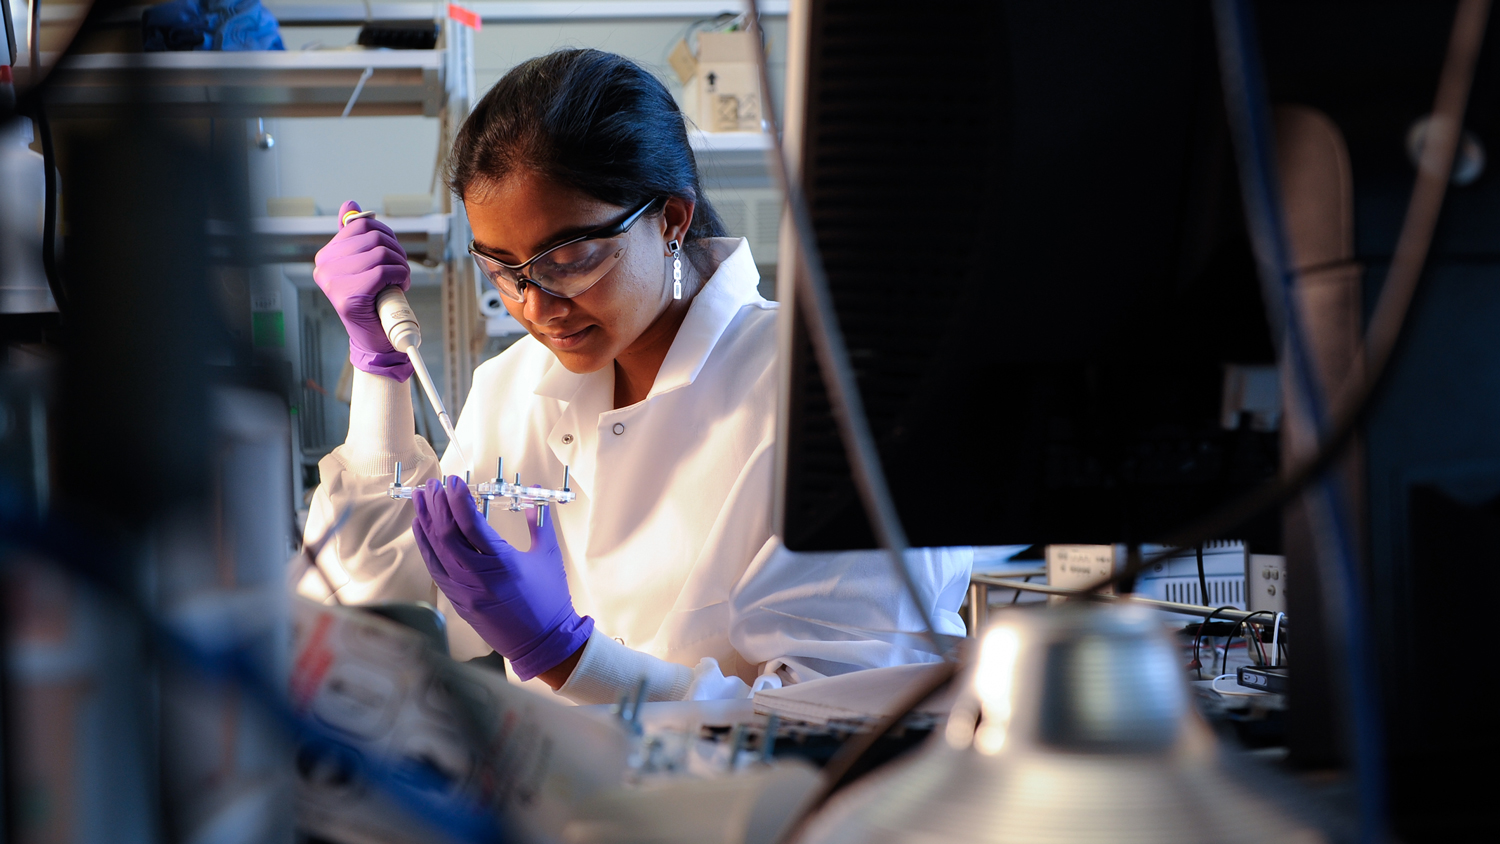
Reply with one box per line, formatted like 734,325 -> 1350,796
668,239 -> 683,300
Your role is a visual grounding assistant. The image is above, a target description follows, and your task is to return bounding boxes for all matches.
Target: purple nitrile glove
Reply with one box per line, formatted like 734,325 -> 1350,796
411,475 -> 594,681
312,200 -> 413,381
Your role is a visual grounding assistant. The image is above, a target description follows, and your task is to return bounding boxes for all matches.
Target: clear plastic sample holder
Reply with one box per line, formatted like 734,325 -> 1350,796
388,459 -> 575,525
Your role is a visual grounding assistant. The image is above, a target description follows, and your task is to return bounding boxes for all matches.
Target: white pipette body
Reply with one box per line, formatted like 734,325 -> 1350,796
341,206 -> 470,471
375,280 -> 470,470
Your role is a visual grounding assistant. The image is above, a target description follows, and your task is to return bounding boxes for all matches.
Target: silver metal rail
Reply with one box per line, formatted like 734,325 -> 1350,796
966,573 -> 1285,634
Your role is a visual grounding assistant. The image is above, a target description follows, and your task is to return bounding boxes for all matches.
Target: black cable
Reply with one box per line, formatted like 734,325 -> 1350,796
1194,546 -> 1212,671
1196,545 -> 1209,608
1219,622 -> 1234,675
1237,609 -> 1278,666
1223,609 -> 1277,674
33,99 -> 65,313
1010,574 -> 1031,605
27,0 -> 38,74
1194,606 -> 1237,680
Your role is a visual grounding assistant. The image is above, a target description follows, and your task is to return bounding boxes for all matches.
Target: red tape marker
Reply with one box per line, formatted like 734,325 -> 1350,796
448,3 -> 482,31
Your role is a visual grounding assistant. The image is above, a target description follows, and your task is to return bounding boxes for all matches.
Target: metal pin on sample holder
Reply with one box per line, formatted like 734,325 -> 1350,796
388,459 -> 575,526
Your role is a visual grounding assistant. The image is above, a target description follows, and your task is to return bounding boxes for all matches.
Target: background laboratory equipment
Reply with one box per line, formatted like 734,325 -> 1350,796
774,0 -> 1496,839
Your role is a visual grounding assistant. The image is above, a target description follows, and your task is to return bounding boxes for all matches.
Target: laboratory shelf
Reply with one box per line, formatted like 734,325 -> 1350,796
87,1 -> 788,26
689,130 -> 774,185
456,1 -> 789,21
244,213 -> 451,264
689,130 -> 772,152
46,50 -> 445,118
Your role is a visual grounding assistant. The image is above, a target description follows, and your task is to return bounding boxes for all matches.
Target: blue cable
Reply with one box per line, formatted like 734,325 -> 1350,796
0,511 -> 507,844
1210,2 -> 1388,842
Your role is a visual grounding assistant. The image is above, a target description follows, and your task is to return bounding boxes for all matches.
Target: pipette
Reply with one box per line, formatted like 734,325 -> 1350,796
342,207 -> 470,471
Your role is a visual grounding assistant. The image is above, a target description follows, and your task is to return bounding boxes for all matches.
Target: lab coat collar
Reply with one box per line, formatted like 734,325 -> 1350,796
531,237 -> 761,403
535,358 -> 589,403
649,237 -> 762,399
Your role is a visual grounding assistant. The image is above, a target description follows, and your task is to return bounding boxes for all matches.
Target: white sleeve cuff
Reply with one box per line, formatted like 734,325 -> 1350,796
343,368 -> 421,475
555,630 -> 694,705
684,658 -> 785,700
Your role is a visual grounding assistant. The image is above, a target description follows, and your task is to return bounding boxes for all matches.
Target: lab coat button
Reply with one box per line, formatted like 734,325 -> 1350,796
562,434 -> 574,444
612,423 -> 625,435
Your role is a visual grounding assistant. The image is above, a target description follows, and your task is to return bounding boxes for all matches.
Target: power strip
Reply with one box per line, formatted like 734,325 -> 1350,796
1236,665 -> 1289,694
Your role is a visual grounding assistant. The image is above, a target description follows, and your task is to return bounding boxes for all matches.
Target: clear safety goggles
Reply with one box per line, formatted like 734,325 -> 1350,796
468,197 -> 663,303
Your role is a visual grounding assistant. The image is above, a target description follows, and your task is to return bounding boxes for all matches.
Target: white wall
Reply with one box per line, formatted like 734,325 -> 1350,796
256,4 -> 787,218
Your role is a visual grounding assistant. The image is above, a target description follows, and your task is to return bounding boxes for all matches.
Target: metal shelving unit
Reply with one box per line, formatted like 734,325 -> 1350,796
245,213 -> 452,263
242,133 -> 762,265
48,49 -> 445,117
78,2 -> 789,26
43,10 -> 478,504
688,129 -> 773,181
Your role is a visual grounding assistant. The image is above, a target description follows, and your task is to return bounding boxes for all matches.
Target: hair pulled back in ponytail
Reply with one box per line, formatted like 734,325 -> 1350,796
447,49 -> 726,245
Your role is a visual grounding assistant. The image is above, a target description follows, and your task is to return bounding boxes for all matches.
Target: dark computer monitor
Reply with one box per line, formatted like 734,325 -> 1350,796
775,0 -> 1278,552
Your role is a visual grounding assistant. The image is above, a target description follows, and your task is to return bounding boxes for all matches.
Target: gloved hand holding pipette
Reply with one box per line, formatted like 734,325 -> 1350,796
314,199 -> 468,468
313,200 -> 414,382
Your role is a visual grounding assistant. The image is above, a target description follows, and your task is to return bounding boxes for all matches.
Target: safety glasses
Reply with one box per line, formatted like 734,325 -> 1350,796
468,197 -> 664,303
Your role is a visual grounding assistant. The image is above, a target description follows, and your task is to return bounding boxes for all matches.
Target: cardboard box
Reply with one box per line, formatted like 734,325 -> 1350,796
697,30 -> 763,132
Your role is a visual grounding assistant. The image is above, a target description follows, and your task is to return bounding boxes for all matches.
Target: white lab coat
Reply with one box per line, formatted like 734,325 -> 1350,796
299,237 -> 970,702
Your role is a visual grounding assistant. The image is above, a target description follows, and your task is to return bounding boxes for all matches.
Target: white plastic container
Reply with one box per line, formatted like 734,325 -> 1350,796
0,113 -> 55,313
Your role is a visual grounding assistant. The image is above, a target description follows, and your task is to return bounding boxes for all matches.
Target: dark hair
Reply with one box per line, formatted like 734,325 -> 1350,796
447,49 -> 726,245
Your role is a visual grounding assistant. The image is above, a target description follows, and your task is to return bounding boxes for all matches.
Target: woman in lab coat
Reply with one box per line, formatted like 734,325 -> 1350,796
300,49 -> 969,702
